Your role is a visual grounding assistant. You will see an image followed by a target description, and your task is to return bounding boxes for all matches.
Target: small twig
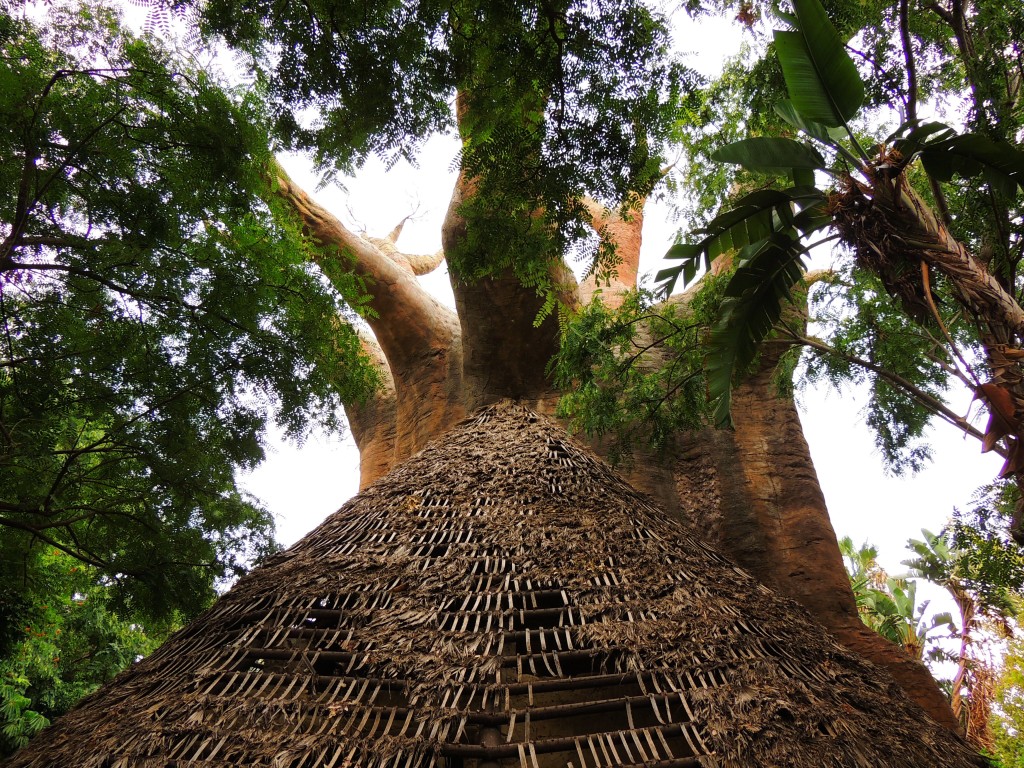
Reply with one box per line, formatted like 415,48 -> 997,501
920,260 -> 981,387
780,326 -> 996,451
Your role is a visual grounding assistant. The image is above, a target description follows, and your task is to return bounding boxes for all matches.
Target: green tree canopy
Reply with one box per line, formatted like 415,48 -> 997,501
200,0 -> 693,289
1,549 -> 174,755
0,5 -> 378,627
586,0 -> 1024,513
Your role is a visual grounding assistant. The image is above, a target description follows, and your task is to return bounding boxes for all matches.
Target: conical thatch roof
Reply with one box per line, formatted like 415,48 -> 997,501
5,402 -> 984,768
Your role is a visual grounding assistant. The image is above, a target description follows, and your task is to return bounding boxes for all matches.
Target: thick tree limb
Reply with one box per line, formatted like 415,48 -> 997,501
362,222 -> 446,277
578,197 -> 644,308
270,159 -> 465,474
442,169 -> 573,408
270,160 -> 460,370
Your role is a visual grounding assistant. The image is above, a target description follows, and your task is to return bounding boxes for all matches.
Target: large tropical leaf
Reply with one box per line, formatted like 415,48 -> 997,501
891,121 -> 1024,197
656,242 -> 706,291
774,100 -> 847,144
773,0 -> 864,128
904,529 -> 954,582
712,137 -> 827,172
888,120 -> 958,150
656,188 -> 826,295
919,135 -> 1024,198
706,231 -> 808,426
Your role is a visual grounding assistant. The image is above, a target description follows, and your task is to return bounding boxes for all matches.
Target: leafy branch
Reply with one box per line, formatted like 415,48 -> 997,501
657,0 -> 1024,498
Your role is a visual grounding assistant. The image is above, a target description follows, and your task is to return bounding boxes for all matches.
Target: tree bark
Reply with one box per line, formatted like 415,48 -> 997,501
442,169 -> 574,411
271,162 -> 468,475
270,162 -> 959,731
676,338 -> 958,729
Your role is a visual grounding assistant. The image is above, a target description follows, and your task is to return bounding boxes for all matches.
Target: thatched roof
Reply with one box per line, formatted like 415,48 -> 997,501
5,402 -> 985,768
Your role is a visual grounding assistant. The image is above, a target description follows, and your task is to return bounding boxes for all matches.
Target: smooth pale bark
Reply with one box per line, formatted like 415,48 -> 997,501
271,163 -> 467,475
270,162 -> 959,731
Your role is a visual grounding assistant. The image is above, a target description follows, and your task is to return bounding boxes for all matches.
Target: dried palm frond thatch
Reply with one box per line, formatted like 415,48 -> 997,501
3,402 -> 985,768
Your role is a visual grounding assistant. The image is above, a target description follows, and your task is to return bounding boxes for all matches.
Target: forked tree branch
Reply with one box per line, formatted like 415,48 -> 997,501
268,159 -> 460,379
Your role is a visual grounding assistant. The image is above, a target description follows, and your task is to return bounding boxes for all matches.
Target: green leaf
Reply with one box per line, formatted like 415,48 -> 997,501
919,134 -> 1024,197
657,188 -> 826,295
888,120 -> 957,151
773,0 -> 864,127
774,100 -> 846,144
656,243 -> 704,289
0,7 -> 378,643
706,232 -> 809,426
712,137 -> 827,172
792,200 -> 832,231
791,167 -> 815,187
889,120 -> 1024,196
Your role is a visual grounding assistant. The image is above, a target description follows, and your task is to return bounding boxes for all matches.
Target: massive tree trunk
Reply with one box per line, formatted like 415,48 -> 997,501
270,161 -> 959,730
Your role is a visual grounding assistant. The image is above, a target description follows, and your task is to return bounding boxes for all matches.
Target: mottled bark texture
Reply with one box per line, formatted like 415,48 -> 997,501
271,161 -> 957,731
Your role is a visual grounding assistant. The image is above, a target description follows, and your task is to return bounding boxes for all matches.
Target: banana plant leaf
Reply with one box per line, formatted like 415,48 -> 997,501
774,100 -> 847,144
773,0 -> 864,128
706,231 -> 809,426
656,188 -> 827,295
888,120 -> 958,150
711,137 -> 827,172
920,134 -> 1024,198
891,121 -> 1024,197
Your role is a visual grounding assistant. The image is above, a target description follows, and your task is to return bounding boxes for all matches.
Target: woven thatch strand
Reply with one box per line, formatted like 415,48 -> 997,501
3,402 -> 985,768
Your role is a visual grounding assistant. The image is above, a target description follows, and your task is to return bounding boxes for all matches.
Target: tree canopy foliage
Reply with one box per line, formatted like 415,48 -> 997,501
551,0 -> 1024,501
1,549 -> 173,754
200,0 -> 693,293
0,3 -> 379,734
